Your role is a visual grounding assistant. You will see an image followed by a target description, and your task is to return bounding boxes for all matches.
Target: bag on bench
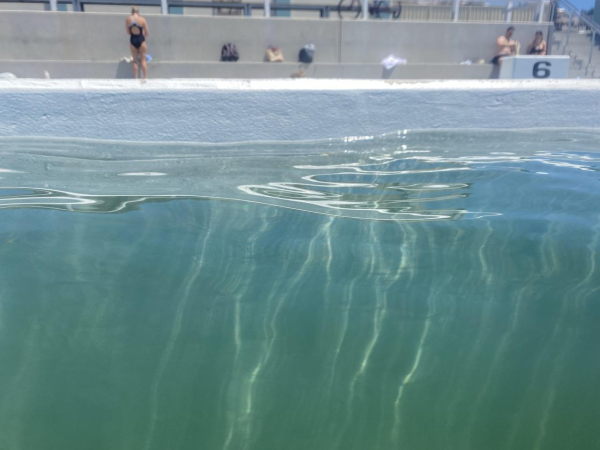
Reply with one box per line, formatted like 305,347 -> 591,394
266,46 -> 284,62
221,43 -> 239,62
299,44 -> 315,64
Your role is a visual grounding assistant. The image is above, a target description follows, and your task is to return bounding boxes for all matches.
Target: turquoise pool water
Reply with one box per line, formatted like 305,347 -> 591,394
0,130 -> 599,450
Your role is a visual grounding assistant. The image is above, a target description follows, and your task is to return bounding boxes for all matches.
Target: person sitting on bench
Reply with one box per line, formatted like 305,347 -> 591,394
492,26 -> 517,66
527,31 -> 547,55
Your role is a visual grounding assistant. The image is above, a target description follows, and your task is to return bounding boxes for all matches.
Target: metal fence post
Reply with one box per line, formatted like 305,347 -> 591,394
264,0 -> 270,17
452,0 -> 459,22
160,0 -> 168,14
49,0 -> 58,11
362,0 -> 369,19
590,31 -> 597,67
536,0 -> 544,22
565,11 -> 572,51
506,0 -> 512,22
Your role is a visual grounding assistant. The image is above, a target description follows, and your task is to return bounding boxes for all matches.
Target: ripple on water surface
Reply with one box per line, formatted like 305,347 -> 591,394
0,129 -> 599,450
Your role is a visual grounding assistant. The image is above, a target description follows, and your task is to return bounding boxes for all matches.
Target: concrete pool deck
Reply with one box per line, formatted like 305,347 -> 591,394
1,79 -> 599,142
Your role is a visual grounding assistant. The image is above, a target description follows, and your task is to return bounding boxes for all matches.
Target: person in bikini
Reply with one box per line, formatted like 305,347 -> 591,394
125,7 -> 149,79
527,31 -> 547,55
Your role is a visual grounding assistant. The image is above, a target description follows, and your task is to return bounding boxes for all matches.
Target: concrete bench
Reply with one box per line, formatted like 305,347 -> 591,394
0,60 -> 495,79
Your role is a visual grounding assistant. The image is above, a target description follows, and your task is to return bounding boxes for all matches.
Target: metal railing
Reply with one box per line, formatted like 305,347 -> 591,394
554,0 -> 600,68
0,0 -> 554,22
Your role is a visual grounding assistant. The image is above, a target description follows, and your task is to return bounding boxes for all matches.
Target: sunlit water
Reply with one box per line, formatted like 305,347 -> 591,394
0,130 -> 599,450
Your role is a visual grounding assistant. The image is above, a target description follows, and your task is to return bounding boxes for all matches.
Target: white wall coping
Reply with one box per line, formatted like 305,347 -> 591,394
2,78 -> 600,92
1,79 -> 599,142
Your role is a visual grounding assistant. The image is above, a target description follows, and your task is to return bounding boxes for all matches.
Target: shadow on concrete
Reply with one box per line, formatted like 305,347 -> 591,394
490,64 -> 500,79
116,61 -> 133,79
382,66 -> 395,79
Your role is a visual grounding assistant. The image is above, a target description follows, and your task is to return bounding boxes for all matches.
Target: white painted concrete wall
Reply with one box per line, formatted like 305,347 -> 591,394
0,79 -> 599,143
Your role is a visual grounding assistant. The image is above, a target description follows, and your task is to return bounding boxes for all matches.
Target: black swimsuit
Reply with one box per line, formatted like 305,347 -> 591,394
529,45 -> 544,55
129,19 -> 145,49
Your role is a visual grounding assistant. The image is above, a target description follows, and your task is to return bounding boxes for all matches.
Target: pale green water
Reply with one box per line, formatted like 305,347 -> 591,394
0,130 -> 599,450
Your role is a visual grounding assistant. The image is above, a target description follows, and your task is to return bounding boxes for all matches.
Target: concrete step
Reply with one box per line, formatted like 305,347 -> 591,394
0,60 -> 496,80
551,29 -> 600,78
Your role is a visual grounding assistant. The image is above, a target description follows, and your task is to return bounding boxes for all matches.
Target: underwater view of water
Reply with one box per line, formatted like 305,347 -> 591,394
0,129 -> 599,450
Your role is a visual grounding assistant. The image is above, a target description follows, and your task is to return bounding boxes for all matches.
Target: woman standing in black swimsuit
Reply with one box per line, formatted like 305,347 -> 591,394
125,7 -> 149,79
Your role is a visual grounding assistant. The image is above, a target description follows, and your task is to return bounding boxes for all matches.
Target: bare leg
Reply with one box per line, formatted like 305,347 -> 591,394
139,42 -> 148,79
130,44 -> 139,79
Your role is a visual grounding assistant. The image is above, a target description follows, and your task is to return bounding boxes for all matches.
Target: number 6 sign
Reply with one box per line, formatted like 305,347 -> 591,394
499,56 -> 570,79
533,61 -> 551,78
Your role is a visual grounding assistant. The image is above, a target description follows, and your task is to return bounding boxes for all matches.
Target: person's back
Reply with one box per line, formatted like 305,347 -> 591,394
127,15 -> 147,34
125,7 -> 149,79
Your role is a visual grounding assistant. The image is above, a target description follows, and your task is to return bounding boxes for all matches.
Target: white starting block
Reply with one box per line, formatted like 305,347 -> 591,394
499,56 -> 570,79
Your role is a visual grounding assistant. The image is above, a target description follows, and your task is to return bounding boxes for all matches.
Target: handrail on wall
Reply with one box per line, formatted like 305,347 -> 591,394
553,0 -> 599,67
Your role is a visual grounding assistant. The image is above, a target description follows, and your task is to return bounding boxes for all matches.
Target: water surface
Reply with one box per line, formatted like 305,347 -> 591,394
0,130 -> 599,450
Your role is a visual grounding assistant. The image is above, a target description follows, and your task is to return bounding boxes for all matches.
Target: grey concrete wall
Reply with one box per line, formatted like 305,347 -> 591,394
341,21 -> 551,63
0,3 -> 46,10
0,11 -> 551,65
0,60 -> 495,79
0,12 -> 341,63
